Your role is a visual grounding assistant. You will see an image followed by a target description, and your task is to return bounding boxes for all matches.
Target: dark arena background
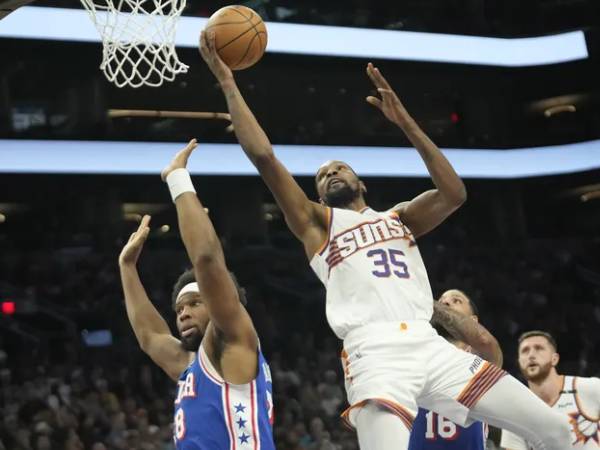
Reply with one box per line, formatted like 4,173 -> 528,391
1,1 -> 600,449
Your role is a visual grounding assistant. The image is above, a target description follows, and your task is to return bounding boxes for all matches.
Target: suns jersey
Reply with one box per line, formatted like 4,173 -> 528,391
310,206 -> 434,339
409,408 -> 487,450
501,376 -> 600,449
173,344 -> 275,450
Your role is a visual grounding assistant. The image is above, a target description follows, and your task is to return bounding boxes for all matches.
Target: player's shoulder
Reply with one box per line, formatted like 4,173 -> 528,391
573,375 -> 600,389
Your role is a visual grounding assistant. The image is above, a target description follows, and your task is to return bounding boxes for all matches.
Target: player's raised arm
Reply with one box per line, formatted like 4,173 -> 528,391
118,216 -> 190,381
432,302 -> 503,367
199,31 -> 328,257
366,63 -> 467,238
161,140 -> 257,352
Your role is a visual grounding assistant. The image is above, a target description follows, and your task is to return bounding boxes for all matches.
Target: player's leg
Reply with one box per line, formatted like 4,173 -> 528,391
467,375 -> 570,450
420,337 -> 569,450
355,402 -> 411,450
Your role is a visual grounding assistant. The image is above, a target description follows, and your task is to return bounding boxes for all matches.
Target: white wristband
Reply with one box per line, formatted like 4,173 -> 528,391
166,168 -> 196,202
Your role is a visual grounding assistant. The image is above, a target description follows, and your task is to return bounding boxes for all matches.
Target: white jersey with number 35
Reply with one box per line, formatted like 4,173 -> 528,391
310,207 -> 434,339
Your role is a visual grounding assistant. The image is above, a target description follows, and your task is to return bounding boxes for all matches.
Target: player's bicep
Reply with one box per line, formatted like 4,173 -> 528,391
254,154 -> 327,240
395,189 -> 460,238
193,262 -> 257,348
142,333 -> 190,381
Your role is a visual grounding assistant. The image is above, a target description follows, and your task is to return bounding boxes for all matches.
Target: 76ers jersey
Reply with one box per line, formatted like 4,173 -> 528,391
310,207 -> 434,339
409,408 -> 486,450
501,376 -> 600,449
174,344 -> 275,450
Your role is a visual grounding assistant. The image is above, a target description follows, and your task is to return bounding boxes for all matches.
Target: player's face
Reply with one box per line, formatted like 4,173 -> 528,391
315,160 -> 363,208
518,336 -> 557,382
438,291 -> 475,318
175,292 -> 210,352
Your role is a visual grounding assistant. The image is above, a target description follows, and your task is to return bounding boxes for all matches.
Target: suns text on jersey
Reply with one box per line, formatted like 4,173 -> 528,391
333,217 -> 415,259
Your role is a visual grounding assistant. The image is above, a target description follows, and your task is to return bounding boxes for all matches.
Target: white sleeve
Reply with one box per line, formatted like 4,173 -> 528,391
500,429 -> 529,450
575,376 -> 600,418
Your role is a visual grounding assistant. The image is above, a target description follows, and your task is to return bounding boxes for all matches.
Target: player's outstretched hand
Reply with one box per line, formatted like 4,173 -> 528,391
119,215 -> 151,267
199,30 -> 233,84
161,139 -> 198,182
365,62 -> 410,127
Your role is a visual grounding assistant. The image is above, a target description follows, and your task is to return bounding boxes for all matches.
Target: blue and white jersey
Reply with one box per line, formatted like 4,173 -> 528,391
174,344 -> 275,450
409,408 -> 486,450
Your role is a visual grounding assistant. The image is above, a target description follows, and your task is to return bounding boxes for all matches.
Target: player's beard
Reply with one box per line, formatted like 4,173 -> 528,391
323,183 -> 360,208
521,361 -> 553,383
432,321 -> 454,341
180,332 -> 202,352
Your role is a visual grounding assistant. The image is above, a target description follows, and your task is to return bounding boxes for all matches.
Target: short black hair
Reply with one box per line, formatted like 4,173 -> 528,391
439,289 -> 478,316
171,268 -> 247,309
518,330 -> 558,352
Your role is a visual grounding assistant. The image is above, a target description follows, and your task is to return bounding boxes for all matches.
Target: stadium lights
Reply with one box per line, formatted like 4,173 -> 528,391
0,6 -> 589,67
1,139 -> 599,179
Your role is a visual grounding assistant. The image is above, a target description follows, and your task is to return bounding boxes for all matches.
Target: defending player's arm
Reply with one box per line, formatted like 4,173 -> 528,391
118,216 -> 190,381
432,302 -> 503,367
199,31 -> 328,257
161,140 -> 257,350
366,63 -> 466,238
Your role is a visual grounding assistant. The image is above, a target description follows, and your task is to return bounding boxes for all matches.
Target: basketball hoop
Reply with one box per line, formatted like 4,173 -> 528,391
79,0 -> 189,88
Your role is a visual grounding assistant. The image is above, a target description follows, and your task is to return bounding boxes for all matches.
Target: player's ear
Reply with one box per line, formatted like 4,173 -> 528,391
551,352 -> 560,367
359,180 -> 367,195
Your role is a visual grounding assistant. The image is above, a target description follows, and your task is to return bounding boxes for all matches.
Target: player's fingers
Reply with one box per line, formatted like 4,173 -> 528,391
180,139 -> 198,161
208,31 -> 218,55
366,96 -> 383,109
127,232 -> 136,244
139,214 -> 151,230
366,62 -> 381,87
199,32 -> 209,57
373,67 -> 392,89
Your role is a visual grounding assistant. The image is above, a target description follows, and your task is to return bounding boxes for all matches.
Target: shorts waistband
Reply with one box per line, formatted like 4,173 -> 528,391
343,320 -> 433,345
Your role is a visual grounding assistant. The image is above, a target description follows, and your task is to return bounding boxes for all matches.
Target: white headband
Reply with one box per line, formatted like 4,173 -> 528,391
176,282 -> 200,302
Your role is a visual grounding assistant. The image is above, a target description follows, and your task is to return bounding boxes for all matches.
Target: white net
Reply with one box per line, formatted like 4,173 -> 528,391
80,0 -> 189,88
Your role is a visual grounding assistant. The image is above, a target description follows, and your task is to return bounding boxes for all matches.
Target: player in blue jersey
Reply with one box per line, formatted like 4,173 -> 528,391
118,140 -> 275,450
409,289 -> 503,450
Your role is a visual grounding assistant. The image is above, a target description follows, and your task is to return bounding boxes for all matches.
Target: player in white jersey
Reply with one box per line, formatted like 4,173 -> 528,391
199,30 -> 571,450
501,331 -> 600,449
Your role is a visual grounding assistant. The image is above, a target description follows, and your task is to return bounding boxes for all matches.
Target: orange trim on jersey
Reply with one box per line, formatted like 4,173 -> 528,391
457,362 -> 507,409
340,398 -> 414,431
315,207 -> 333,256
340,349 -> 352,383
574,377 -> 600,422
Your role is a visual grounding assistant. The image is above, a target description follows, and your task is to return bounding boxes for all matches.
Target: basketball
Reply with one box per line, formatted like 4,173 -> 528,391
204,5 -> 268,71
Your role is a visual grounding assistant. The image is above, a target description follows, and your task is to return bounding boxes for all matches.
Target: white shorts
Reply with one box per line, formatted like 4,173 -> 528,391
340,321 -> 506,429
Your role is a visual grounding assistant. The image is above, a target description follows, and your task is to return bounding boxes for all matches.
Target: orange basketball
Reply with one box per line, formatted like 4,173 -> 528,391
204,5 -> 268,71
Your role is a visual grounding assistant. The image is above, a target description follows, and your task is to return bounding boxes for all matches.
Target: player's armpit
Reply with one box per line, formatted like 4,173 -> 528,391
393,188 -> 465,238
142,333 -> 191,381
253,154 -> 329,255
191,255 -> 258,350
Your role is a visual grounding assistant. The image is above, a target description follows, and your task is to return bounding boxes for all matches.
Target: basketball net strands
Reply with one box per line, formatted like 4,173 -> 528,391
79,0 -> 189,88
